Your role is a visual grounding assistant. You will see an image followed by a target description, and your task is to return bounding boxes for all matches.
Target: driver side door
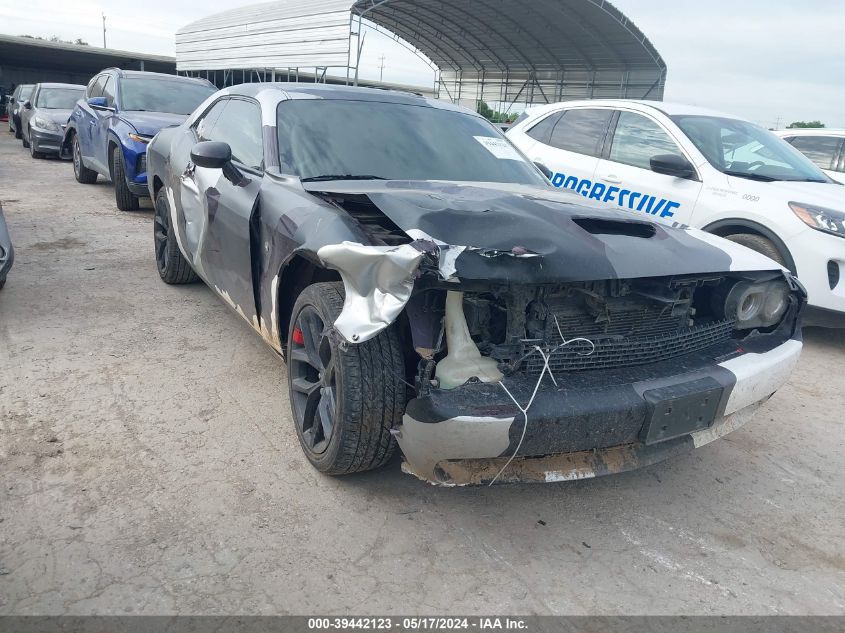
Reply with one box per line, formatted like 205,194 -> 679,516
179,97 -> 264,323
594,110 -> 703,225
91,76 -> 115,171
77,74 -> 106,171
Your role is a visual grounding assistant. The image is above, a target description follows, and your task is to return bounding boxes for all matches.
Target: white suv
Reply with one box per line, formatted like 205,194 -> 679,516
508,100 -> 845,325
774,129 -> 845,184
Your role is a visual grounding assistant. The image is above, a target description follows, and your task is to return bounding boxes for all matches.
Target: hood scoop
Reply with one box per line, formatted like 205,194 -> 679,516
573,217 -> 657,238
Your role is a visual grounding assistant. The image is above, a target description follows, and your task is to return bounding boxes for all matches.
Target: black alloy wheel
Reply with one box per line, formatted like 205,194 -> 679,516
154,196 -> 171,276
286,282 -> 405,475
289,305 -> 338,456
153,188 -> 197,284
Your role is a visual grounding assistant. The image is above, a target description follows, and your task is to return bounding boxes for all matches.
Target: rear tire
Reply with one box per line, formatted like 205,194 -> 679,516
72,134 -> 98,184
113,149 -> 139,211
287,282 -> 405,475
724,233 -> 786,267
154,188 -> 198,284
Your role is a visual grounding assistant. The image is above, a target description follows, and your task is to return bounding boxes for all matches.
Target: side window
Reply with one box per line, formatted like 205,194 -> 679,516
609,111 -> 684,170
526,112 -> 563,144
101,77 -> 115,107
88,75 -> 107,99
206,99 -> 264,170
547,109 -> 613,157
789,136 -> 843,171
194,99 -> 228,142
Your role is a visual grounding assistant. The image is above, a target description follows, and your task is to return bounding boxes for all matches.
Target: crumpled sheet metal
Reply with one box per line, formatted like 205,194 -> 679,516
317,228 -> 546,344
317,241 -> 424,344
401,402 -> 762,486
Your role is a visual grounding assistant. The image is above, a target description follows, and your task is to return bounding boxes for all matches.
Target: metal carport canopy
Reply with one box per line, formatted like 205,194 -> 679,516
356,0 -> 664,74
176,0 -> 666,102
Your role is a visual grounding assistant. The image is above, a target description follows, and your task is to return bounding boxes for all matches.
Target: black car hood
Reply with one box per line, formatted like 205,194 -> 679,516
303,180 -> 777,284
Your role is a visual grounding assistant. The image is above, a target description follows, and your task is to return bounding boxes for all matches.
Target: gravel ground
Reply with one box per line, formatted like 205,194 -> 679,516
0,131 -> 843,615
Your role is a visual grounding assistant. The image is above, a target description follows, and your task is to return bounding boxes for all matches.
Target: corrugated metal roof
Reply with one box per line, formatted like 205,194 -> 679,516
175,0 -> 665,102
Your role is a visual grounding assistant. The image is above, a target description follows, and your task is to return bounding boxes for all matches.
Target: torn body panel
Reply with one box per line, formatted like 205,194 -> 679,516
317,241 -> 423,343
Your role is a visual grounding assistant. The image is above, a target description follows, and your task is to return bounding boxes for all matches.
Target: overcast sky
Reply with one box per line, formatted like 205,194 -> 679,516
2,0 -> 843,127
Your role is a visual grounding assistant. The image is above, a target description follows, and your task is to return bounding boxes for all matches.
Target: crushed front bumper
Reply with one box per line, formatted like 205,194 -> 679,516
29,128 -> 63,155
396,333 -> 802,486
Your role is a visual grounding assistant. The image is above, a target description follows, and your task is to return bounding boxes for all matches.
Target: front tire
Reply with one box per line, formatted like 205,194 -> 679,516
13,119 -> 21,139
287,282 -> 405,475
113,149 -> 139,211
29,131 -> 44,159
72,134 -> 98,184
724,233 -> 787,268
154,188 -> 198,284
21,132 -> 29,149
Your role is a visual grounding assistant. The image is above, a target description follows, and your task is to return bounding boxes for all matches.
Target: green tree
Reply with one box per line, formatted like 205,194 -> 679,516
788,121 -> 826,129
476,101 -> 522,123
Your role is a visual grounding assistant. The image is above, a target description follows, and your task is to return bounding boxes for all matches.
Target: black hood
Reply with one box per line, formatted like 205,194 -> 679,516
302,180 -> 777,284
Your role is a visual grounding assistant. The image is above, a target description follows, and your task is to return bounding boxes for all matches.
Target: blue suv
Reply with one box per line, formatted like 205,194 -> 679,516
63,69 -> 215,210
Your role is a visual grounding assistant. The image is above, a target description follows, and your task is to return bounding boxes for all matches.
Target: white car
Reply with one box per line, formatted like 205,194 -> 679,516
507,100 -> 845,326
774,129 -> 845,184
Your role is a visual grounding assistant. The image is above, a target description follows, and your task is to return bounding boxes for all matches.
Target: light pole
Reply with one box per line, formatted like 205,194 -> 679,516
102,13 -> 107,48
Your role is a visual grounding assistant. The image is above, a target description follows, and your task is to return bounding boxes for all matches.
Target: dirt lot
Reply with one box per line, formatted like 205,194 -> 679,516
1,131 -> 844,615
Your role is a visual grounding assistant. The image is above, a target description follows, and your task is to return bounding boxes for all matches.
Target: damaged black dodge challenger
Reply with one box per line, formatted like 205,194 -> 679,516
147,84 -> 804,486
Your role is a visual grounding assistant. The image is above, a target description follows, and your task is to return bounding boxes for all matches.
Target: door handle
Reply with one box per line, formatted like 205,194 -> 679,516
601,174 -> 622,184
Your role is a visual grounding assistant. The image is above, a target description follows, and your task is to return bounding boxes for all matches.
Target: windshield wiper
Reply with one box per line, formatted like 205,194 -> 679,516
723,170 -> 778,182
300,174 -> 387,183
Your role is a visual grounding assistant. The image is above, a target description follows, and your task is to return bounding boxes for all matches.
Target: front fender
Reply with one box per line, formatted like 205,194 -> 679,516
702,216 -> 798,274
108,122 -> 147,183
60,123 -> 78,159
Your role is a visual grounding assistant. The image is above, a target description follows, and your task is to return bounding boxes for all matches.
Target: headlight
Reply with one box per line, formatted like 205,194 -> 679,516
720,279 -> 791,330
128,133 -> 152,144
789,202 -> 845,238
32,116 -> 60,132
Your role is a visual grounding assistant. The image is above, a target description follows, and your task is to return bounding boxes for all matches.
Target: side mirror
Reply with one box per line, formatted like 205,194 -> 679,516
87,96 -> 109,110
650,154 -> 696,180
191,141 -> 232,169
23,101 -> 32,110
534,161 -> 553,180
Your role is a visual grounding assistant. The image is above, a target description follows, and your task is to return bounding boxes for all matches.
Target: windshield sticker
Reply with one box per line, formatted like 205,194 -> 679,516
474,136 -> 523,161
549,170 -> 681,219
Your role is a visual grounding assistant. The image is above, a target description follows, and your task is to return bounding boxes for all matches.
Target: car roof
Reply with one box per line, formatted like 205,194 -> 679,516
103,68 -> 213,86
223,82 -> 472,115
774,128 -> 845,137
525,99 -> 744,122
35,83 -> 85,90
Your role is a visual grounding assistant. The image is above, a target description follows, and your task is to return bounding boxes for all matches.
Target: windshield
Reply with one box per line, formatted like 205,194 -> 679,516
672,115 -> 829,183
120,78 -> 215,115
36,88 -> 83,109
276,99 -> 547,185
